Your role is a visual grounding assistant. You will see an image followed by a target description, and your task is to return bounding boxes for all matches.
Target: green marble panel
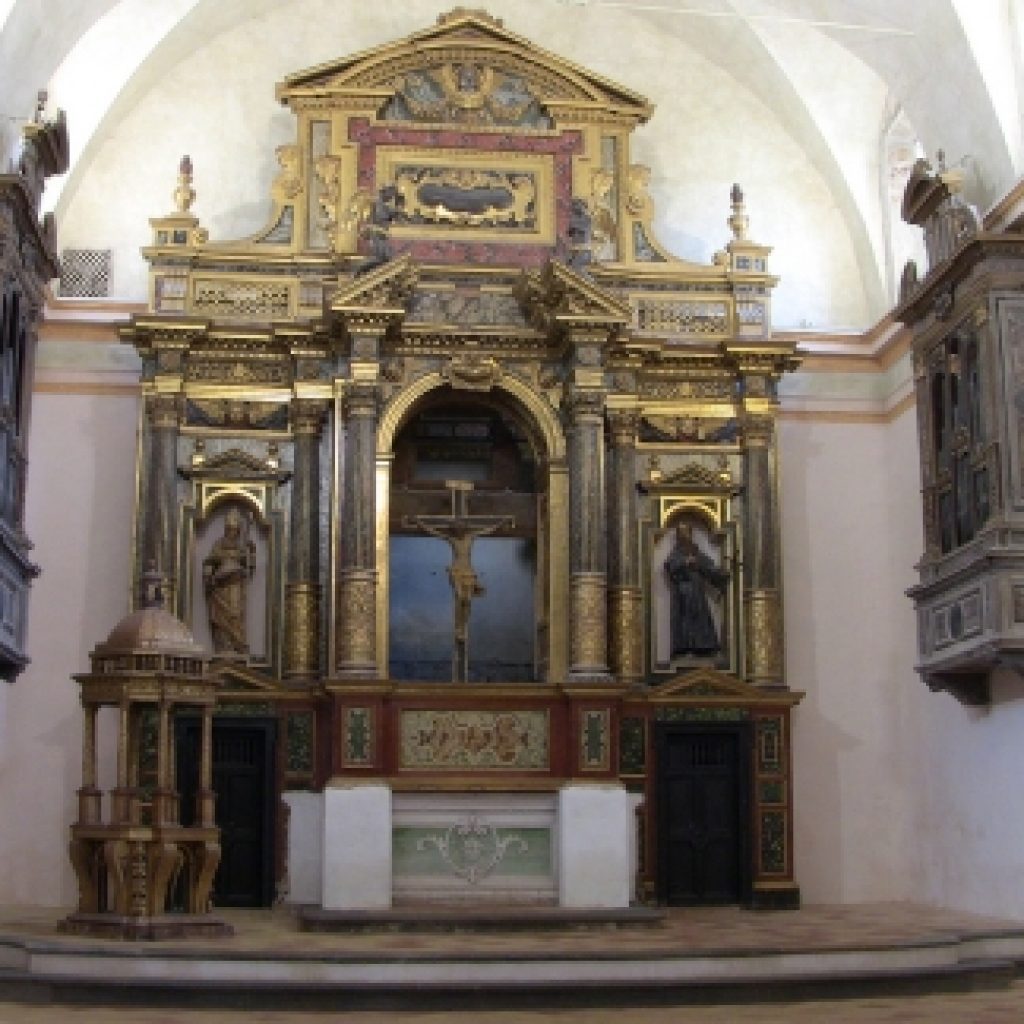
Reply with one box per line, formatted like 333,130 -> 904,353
760,809 -> 786,874
619,716 -> 646,775
286,710 -> 314,775
393,825 -> 552,880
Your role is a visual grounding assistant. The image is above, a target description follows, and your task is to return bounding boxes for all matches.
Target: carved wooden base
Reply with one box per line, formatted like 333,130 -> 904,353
69,827 -> 222,930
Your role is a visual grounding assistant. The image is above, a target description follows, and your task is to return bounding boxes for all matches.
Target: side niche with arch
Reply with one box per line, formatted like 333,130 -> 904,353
385,389 -> 543,682
178,449 -> 290,671
643,481 -> 742,680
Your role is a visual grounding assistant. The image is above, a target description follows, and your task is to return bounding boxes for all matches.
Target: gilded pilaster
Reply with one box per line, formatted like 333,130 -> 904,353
285,399 -> 327,681
741,412 -> 783,685
336,379 -> 379,678
142,393 -> 180,609
607,410 -> 642,682
566,381 -> 611,680
609,586 -> 643,681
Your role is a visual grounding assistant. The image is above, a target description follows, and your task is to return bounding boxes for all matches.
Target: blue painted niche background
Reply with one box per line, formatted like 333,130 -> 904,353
389,534 -> 535,681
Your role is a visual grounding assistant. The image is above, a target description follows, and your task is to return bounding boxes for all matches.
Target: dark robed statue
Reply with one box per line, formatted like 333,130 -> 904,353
665,522 -> 729,658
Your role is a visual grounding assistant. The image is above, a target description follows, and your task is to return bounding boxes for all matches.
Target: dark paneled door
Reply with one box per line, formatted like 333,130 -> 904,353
657,723 -> 751,905
177,717 -> 277,907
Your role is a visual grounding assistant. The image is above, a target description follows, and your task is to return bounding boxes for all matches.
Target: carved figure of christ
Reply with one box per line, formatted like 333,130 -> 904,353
405,481 -> 513,683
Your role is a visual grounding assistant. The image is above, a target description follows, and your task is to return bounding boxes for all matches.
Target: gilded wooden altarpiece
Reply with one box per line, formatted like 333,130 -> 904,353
119,10 -> 801,907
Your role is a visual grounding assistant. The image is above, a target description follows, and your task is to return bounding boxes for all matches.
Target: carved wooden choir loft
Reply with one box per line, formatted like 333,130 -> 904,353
68,8 -> 803,934
901,154 -> 1024,706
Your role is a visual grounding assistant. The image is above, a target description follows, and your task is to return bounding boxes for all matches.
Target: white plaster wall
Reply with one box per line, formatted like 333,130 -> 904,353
54,0 -> 871,329
913,671 -> 1024,920
0,388 -> 138,906
781,407 -> 924,904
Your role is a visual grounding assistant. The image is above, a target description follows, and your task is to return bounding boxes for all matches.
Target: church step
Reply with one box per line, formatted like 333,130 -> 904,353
298,903 -> 668,932
0,955 -> 1016,1011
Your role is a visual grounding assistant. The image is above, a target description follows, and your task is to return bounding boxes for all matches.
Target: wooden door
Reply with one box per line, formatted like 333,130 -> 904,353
176,717 -> 277,907
656,723 -> 751,904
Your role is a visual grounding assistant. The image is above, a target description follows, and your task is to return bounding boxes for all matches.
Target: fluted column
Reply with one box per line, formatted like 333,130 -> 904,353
336,380 -> 379,678
567,384 -> 611,681
742,413 -> 784,685
607,411 -> 643,683
142,394 -> 180,609
285,399 -> 327,681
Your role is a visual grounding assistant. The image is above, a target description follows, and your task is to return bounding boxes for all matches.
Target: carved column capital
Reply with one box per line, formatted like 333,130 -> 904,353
343,381 -> 379,420
291,398 -> 328,436
607,410 -> 639,447
565,387 -> 605,424
741,412 -> 775,447
147,393 -> 181,430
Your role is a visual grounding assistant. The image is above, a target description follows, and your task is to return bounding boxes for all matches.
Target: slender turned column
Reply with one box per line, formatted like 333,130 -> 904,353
607,411 -> 643,684
197,705 -> 215,827
143,394 -> 180,609
742,412 -> 784,685
336,380 -> 379,677
152,699 -> 173,825
111,697 -> 132,824
567,384 -> 611,681
77,703 -> 101,825
285,399 -> 326,681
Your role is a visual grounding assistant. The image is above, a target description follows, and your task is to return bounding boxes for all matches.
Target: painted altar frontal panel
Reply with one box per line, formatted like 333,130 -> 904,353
399,709 -> 550,771
392,793 -> 556,903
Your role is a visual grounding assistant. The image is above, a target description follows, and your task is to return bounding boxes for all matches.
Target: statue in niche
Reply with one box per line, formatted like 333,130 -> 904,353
664,522 -> 729,658
203,507 -> 255,656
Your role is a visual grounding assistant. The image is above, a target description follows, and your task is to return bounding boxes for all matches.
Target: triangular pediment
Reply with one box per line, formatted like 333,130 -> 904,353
649,668 -> 801,706
331,254 -> 420,318
518,260 -> 631,334
278,9 -> 652,127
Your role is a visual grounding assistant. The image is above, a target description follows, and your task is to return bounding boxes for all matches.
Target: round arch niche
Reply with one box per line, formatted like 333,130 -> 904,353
387,389 -> 540,683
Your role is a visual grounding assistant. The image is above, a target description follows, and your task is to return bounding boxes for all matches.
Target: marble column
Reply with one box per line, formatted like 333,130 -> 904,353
336,381 -> 379,678
742,413 -> 784,685
567,385 -> 611,681
607,411 -> 643,683
142,394 -> 180,610
285,399 -> 326,682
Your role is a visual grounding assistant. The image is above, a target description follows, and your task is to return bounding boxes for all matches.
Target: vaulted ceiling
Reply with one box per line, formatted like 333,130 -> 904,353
2,0 -> 1020,329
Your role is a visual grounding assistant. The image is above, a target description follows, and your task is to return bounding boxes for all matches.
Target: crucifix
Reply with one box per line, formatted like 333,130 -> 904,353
405,481 -> 514,683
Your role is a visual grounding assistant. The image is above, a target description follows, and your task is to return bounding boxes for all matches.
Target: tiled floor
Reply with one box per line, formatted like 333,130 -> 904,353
1,902 -> 1023,1021
1,989 -> 1024,1023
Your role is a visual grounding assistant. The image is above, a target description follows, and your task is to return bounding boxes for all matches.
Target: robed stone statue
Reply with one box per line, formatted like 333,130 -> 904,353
203,507 -> 255,655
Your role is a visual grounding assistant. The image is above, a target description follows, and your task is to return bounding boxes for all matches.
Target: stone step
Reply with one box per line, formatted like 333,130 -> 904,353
0,955 -> 1016,1011
298,903 -> 668,932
